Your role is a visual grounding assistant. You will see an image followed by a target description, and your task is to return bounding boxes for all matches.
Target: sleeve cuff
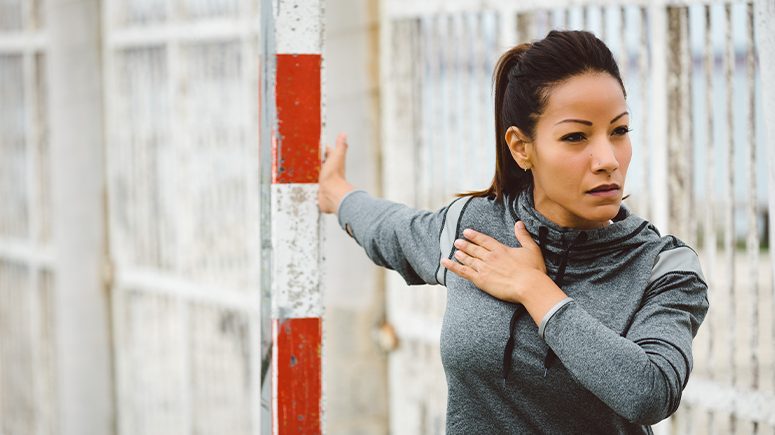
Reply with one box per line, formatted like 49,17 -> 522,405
336,189 -> 368,236
538,297 -> 574,340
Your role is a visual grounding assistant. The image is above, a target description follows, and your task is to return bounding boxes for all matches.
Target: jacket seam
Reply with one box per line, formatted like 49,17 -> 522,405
438,196 -> 473,286
434,196 -> 466,285
645,270 -> 708,292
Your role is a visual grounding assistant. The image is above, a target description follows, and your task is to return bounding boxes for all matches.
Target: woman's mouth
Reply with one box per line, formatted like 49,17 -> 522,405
587,184 -> 621,197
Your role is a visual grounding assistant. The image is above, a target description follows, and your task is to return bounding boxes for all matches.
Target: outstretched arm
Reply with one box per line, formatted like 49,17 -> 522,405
319,133 -> 451,286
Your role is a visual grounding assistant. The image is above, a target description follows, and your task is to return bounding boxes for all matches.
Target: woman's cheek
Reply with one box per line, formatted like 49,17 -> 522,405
617,147 -> 632,178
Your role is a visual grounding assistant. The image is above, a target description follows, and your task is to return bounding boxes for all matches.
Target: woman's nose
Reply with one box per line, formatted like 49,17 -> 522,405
590,139 -> 619,174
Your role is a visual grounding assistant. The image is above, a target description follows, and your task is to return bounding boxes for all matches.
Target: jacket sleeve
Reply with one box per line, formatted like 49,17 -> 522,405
337,190 -> 457,286
541,246 -> 709,425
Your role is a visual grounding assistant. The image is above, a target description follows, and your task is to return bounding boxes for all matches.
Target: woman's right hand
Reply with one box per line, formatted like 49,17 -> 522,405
318,133 -> 355,214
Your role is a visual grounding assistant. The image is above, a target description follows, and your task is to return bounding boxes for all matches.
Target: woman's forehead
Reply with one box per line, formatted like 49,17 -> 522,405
541,73 -> 627,125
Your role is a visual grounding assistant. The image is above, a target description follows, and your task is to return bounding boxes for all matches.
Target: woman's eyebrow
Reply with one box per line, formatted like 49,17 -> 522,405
609,111 -> 629,123
555,118 -> 592,126
554,111 -> 629,126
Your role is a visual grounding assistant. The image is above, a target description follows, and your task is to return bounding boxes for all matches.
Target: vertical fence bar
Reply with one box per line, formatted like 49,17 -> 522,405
667,6 -> 691,242
418,18 -> 430,210
682,6 -> 695,247
239,9 -> 262,434
21,14 -> 44,433
498,7 -> 516,55
46,0 -> 113,431
745,5 -> 760,423
615,7 -> 633,207
722,12 -> 737,435
753,0 -> 775,408
703,4 -> 716,386
165,14 -> 195,435
648,4 -> 669,232
600,6 -> 607,40
471,13 -> 485,187
638,6 -> 652,220
263,0 -> 324,433
516,12 -> 535,44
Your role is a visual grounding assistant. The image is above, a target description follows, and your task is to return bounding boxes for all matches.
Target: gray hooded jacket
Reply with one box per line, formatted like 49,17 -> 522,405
337,186 -> 709,434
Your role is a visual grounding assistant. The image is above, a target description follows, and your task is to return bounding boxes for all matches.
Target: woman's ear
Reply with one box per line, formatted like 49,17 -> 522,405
505,126 -> 533,170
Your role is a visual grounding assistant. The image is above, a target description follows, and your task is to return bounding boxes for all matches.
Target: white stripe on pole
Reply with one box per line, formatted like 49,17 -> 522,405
275,0 -> 322,54
270,183 -> 322,318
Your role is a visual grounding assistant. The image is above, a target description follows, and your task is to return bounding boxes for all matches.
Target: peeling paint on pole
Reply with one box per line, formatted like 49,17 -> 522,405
271,184 -> 321,318
269,0 -> 324,433
276,0 -> 322,54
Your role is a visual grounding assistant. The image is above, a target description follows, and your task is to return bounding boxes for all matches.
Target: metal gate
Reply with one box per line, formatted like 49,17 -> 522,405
102,1 -> 263,433
0,2 -> 57,433
380,0 -> 775,433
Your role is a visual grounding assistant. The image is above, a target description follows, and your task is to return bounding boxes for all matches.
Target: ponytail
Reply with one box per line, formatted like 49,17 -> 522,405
460,43 -> 533,201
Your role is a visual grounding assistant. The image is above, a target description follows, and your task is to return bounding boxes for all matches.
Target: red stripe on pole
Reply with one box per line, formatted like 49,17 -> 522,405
273,54 -> 321,184
274,317 -> 322,434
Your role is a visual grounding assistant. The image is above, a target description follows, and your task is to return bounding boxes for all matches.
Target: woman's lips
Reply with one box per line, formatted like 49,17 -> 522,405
587,187 -> 620,197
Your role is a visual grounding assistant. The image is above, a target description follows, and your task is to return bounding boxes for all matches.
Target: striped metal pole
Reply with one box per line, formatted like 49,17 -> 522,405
262,0 -> 324,433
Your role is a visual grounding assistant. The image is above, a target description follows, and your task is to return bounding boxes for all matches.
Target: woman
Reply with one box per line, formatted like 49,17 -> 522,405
318,30 -> 709,434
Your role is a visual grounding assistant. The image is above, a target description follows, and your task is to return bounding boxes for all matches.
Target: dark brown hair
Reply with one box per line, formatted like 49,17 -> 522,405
463,30 -> 626,201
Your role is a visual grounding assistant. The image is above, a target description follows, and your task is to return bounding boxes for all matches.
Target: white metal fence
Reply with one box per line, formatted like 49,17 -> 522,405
0,0 -> 265,433
0,1 -> 56,433
103,1 -> 263,433
380,0 -> 775,433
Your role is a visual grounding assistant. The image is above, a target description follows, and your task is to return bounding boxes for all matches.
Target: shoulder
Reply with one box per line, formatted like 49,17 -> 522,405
648,235 -> 707,287
608,208 -> 707,289
438,195 -> 505,232
453,195 -> 512,227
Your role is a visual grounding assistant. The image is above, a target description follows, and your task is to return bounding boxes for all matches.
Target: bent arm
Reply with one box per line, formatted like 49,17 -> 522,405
542,269 -> 708,424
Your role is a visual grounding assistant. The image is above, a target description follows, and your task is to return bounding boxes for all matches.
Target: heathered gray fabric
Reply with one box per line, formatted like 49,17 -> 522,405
538,296 -> 572,339
337,187 -> 709,434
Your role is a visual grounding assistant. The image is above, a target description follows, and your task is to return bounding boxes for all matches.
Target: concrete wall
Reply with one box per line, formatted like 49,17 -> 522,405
322,0 -> 389,433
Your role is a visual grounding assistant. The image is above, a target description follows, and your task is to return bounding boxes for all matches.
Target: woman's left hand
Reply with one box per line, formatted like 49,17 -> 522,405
441,221 -> 547,304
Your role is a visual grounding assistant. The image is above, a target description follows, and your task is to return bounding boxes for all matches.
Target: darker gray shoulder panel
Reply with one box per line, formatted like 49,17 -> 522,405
649,245 -> 707,285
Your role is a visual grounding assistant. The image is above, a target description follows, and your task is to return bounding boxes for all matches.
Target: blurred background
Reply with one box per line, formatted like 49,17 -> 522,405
1,0 -> 774,434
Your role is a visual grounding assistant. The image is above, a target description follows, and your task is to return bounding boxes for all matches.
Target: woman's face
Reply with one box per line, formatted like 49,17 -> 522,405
510,71 -> 632,229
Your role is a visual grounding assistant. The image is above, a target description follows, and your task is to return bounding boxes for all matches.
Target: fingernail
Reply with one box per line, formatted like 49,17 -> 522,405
454,239 -> 464,247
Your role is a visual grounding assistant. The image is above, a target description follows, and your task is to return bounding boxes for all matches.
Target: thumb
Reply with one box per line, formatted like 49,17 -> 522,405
335,132 -> 348,153
514,221 -> 538,249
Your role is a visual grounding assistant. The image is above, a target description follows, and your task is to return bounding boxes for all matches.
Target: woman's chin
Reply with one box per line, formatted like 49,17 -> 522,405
582,204 -> 621,226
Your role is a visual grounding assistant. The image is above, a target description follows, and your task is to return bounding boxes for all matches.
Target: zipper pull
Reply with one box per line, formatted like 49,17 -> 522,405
543,350 -> 557,378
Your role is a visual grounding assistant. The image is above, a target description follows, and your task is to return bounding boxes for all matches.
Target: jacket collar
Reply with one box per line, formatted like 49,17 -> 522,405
508,185 -> 651,257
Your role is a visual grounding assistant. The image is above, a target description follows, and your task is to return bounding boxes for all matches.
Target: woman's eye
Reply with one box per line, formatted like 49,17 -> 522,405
561,133 -> 586,142
612,126 -> 632,136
